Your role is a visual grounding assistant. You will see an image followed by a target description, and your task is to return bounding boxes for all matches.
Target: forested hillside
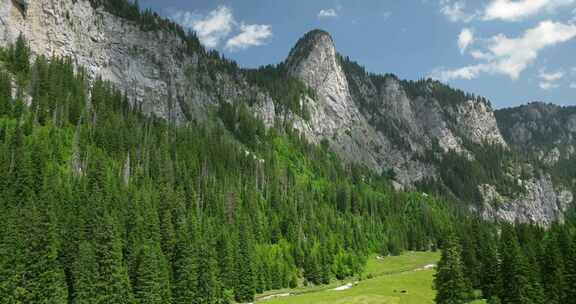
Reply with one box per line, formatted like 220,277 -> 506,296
0,35 -> 456,303
1,1 -> 576,304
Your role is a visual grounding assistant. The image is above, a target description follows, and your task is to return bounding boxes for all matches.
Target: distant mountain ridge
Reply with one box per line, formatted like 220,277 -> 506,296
0,0 -> 573,225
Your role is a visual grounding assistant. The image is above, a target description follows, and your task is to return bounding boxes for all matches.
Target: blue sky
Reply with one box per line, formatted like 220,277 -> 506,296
139,0 -> 576,109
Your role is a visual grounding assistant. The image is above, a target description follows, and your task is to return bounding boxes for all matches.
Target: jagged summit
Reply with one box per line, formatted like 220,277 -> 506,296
285,29 -> 335,71
0,1 -> 572,226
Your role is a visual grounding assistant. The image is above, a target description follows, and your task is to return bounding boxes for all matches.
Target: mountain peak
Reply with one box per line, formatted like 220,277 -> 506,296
285,29 -> 335,70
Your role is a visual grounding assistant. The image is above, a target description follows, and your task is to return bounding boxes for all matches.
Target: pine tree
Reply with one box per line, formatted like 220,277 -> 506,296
480,241 -> 502,301
72,241 -> 98,304
171,215 -> 197,304
539,235 -> 565,304
10,33 -> 31,76
93,211 -> 134,304
20,172 -> 68,304
133,242 -> 171,304
500,226 -> 544,304
235,220 -> 255,303
0,72 -> 11,116
563,234 -> 576,304
434,233 -> 471,304
195,236 -> 220,304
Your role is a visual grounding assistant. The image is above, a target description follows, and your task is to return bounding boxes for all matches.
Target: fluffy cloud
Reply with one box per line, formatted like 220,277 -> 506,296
171,6 -> 234,48
538,69 -> 564,89
226,24 -> 273,50
440,0 -> 476,22
318,8 -> 338,18
431,21 -> 576,81
170,6 -> 272,50
458,28 -> 474,53
484,0 -> 576,21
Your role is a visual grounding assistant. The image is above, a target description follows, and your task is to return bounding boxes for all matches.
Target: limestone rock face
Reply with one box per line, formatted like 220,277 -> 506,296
285,30 -> 436,184
283,30 -> 512,185
454,100 -> 508,147
1,2 -> 571,226
0,0 -> 276,123
478,177 -> 573,226
496,102 -> 576,164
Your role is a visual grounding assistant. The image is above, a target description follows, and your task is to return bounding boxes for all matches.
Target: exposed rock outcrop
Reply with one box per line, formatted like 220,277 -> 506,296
0,0 -> 276,123
496,102 -> 576,163
1,1 -> 571,225
285,30 -> 435,184
478,177 -> 573,226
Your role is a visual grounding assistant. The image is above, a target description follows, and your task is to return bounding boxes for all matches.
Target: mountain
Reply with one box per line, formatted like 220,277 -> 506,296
0,0 -> 573,225
496,102 -> 576,163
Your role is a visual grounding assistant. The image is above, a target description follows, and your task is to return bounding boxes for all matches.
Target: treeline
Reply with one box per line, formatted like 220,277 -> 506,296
436,219 -> 576,304
0,37 -> 455,303
401,78 -> 491,108
242,64 -> 314,120
418,140 -> 524,204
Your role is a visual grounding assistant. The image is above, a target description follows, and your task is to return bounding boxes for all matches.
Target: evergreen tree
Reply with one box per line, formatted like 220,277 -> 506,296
235,220 -> 255,303
171,215 -> 197,304
92,211 -> 134,304
563,234 -> 576,304
195,236 -> 220,304
9,33 -> 31,77
72,241 -> 99,304
0,72 -> 11,116
133,243 -> 171,304
434,233 -> 471,304
500,226 -> 544,304
479,241 -> 502,301
539,235 -> 565,304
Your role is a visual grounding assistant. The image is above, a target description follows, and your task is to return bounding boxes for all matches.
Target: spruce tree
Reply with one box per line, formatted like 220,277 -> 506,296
563,234 -> 576,304
0,72 -> 11,116
171,215 -> 197,304
133,243 -> 171,304
500,225 -> 544,304
434,233 -> 471,304
235,220 -> 255,303
480,241 -> 502,301
539,235 -> 565,304
93,211 -> 134,304
72,241 -> 99,304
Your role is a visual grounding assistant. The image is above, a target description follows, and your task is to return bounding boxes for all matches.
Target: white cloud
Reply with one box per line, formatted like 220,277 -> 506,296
431,64 -> 491,81
538,69 -> 564,89
484,0 -> 576,22
458,28 -> 474,53
226,24 -> 273,50
440,0 -> 476,22
382,11 -> 392,20
570,82 -> 576,88
539,70 -> 564,81
170,6 -> 234,48
540,82 -> 560,89
318,8 -> 338,18
431,21 -> 576,81
470,50 -> 494,60
170,5 -> 272,51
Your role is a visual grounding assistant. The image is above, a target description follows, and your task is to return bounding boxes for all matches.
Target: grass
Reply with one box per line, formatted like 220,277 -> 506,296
259,251 -> 442,304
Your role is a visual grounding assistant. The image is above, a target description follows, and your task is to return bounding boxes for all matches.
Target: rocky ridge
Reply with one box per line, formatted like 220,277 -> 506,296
0,1 -> 572,225
496,102 -> 576,164
0,0 -> 277,124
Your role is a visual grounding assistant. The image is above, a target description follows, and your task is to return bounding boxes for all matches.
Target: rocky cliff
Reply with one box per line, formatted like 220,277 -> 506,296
0,0 -> 276,123
496,102 -> 576,164
0,1 -> 572,225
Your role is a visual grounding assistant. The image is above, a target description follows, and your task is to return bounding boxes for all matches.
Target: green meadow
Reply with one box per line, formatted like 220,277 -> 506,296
258,251 -> 449,304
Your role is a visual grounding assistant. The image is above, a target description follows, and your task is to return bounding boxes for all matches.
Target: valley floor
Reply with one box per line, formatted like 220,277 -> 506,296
257,251 -> 455,304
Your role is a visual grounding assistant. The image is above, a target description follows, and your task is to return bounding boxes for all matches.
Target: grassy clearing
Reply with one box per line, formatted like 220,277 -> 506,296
259,251 -> 441,304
